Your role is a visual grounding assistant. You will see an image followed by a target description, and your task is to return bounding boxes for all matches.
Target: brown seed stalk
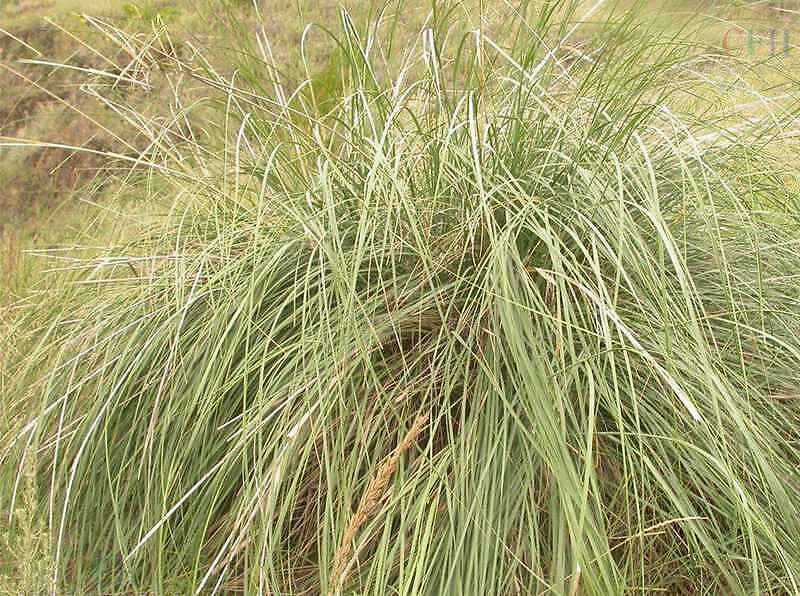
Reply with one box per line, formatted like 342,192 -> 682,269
329,412 -> 429,593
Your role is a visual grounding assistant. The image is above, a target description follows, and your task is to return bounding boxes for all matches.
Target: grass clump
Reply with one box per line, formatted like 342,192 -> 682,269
0,454 -> 52,595
3,1 -> 800,593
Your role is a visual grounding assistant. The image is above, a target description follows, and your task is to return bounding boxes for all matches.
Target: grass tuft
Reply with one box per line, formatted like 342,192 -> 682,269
3,1 -> 800,593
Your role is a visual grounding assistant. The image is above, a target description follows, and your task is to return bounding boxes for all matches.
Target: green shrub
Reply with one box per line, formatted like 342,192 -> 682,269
121,1 -> 180,25
3,1 -> 800,593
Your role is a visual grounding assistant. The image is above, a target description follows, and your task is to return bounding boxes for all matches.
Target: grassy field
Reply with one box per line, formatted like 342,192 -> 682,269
2,1 -> 800,594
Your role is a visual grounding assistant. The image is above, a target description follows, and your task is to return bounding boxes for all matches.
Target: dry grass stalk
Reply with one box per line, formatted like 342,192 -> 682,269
329,412 -> 429,594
